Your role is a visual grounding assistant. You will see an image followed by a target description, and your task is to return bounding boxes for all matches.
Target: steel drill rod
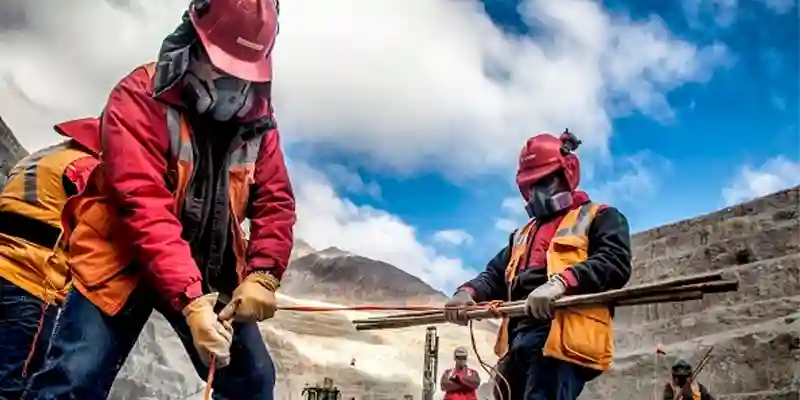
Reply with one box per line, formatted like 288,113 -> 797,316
351,279 -> 734,327
353,290 -> 707,331
355,271 -> 725,324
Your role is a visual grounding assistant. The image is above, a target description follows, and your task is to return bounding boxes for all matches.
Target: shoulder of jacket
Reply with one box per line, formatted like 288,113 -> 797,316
110,65 -> 156,100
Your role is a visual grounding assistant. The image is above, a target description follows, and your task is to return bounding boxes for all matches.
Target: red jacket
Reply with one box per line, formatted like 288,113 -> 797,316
54,118 -> 103,194
95,66 -> 295,310
440,367 -> 480,400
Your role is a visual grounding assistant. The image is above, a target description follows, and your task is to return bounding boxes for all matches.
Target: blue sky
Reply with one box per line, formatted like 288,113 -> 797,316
285,0 -> 799,282
3,0 -> 798,292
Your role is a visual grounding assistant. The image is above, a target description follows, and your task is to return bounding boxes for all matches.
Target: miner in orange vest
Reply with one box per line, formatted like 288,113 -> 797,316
23,0 -> 294,399
0,118 -> 101,398
440,347 -> 481,400
443,131 -> 632,400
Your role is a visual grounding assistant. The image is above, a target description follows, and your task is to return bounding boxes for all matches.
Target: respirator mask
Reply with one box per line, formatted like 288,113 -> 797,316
182,52 -> 254,121
524,171 -> 573,219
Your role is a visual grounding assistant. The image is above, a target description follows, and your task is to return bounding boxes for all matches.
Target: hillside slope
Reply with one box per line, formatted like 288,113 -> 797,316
282,247 -> 448,305
582,187 -> 799,400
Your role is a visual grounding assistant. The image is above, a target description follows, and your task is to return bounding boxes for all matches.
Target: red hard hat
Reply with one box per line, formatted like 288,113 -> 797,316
189,0 -> 279,83
515,131 -> 581,201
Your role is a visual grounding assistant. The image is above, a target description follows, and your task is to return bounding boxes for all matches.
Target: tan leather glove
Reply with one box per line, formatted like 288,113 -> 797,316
218,271 -> 279,322
183,293 -> 233,368
443,290 -> 476,326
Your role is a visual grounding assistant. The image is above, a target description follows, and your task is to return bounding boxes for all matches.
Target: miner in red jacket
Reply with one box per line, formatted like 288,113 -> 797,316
440,347 -> 481,400
24,0 -> 294,399
443,131 -> 632,400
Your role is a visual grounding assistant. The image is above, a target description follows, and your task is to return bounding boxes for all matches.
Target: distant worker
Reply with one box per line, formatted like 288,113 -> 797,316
0,119 -> 101,398
440,347 -> 480,400
663,359 -> 715,400
24,0 -> 295,399
443,130 -> 632,400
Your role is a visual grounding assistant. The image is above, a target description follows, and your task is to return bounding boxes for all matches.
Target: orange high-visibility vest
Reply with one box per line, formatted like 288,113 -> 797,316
493,203 -> 614,371
62,63 -> 263,316
0,142 -> 95,303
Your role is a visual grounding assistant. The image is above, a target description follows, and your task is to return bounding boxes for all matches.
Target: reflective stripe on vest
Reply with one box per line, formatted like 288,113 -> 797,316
493,203 -> 614,372
553,203 -> 592,239
0,142 -> 92,303
164,106 -> 263,166
64,63 -> 269,316
9,142 -> 71,205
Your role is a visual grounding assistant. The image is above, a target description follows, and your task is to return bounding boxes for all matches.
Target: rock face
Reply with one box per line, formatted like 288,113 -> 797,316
582,187 -> 799,400
0,117 -> 28,188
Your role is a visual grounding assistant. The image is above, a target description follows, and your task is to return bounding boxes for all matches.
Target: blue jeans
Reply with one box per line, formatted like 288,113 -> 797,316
0,277 -> 59,400
493,324 -> 591,400
23,285 -> 276,400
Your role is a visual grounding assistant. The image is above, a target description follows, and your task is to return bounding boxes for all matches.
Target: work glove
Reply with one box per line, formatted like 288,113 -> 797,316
218,271 -> 279,322
525,276 -> 567,320
182,293 -> 234,368
443,290 -> 476,326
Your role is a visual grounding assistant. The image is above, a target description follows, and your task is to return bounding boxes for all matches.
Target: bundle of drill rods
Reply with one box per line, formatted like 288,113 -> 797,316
352,271 -> 738,331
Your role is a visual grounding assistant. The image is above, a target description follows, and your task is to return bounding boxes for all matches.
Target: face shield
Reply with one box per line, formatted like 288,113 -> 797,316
524,170 -> 573,219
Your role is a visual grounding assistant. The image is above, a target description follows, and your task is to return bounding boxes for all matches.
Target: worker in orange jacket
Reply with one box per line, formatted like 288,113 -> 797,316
23,0 -> 294,399
443,131 -> 632,400
0,119 -> 101,398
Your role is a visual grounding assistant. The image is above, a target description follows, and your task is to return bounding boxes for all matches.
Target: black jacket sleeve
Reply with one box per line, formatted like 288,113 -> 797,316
459,233 -> 513,302
569,206 -> 632,294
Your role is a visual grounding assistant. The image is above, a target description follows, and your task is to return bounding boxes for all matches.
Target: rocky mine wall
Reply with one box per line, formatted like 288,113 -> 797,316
0,117 -> 27,187
583,187 -> 799,400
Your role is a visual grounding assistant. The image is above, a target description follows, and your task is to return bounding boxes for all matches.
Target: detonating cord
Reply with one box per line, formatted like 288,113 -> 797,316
468,301 -> 511,400
20,230 -> 70,378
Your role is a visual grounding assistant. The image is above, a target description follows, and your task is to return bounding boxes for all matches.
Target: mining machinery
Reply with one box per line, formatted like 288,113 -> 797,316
302,377 -> 342,400
421,326 -> 440,400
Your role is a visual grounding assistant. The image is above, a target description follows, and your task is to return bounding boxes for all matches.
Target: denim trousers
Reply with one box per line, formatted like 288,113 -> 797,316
493,324 -> 591,400
0,277 -> 59,400
23,284 -> 276,400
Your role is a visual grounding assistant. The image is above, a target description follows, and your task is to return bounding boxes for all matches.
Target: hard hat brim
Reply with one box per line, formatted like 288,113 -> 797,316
191,11 -> 274,83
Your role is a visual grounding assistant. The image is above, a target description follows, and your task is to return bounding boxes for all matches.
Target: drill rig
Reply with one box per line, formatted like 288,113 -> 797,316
301,377 -> 342,400
421,326 -> 439,400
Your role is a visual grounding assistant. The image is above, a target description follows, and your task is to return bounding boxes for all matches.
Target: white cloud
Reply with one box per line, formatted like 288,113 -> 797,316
289,163 -> 474,292
432,229 -> 474,247
318,164 -> 382,200
0,0 -> 727,178
722,156 -> 800,206
682,0 -> 739,28
586,152 -> 672,205
682,0 -> 795,28
494,196 -> 527,232
759,0 -> 796,14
